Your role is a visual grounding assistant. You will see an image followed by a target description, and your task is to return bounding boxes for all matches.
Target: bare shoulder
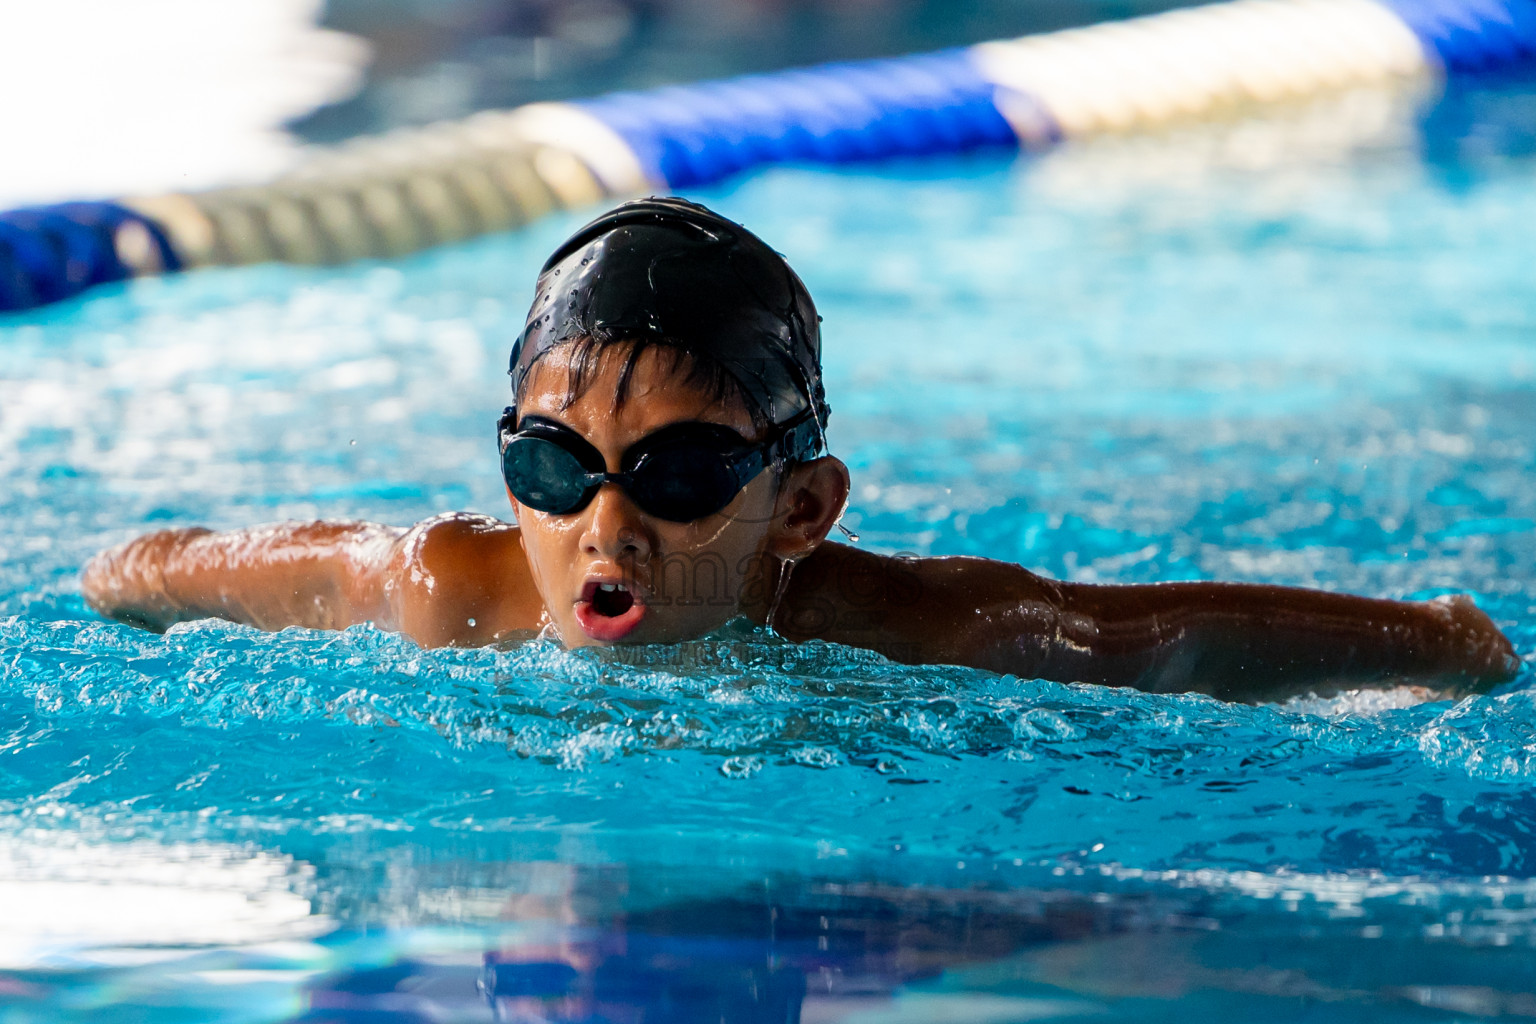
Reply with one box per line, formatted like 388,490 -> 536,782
396,511 -> 521,559
791,543 -> 1061,612
387,512 -> 543,647
780,543 -> 1062,668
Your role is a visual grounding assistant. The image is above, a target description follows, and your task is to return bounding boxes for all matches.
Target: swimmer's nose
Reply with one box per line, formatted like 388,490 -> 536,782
580,483 -> 653,564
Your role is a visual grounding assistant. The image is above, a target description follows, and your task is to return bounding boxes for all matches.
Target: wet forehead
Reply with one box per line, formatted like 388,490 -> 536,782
519,344 -> 757,445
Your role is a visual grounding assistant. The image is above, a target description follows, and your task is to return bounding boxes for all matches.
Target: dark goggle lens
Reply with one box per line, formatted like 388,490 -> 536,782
502,435 -> 593,514
628,444 -> 743,522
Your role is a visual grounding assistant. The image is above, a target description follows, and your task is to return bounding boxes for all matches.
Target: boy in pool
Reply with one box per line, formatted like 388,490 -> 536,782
82,198 -> 1520,703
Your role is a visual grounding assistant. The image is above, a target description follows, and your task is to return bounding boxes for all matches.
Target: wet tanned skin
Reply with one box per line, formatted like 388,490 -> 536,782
777,546 -> 1520,703
82,344 -> 1521,702
79,514 -> 540,649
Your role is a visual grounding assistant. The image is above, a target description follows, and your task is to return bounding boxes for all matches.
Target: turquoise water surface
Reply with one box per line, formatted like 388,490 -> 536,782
2,120 -> 1536,1021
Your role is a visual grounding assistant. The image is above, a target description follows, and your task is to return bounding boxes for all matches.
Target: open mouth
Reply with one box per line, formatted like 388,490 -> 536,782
590,582 -> 635,618
574,579 -> 647,642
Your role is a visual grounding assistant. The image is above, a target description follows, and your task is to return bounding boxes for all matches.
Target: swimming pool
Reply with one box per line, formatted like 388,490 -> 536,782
3,110 -> 1536,1019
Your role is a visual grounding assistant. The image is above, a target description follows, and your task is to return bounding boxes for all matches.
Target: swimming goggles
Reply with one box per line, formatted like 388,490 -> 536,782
497,407 -> 820,523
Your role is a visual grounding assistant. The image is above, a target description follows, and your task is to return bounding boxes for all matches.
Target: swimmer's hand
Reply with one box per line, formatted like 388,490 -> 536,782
81,514 -> 544,646
776,545 -> 1521,702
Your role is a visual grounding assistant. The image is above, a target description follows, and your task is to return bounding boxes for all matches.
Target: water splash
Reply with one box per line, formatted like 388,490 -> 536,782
3,146 -> 1536,1017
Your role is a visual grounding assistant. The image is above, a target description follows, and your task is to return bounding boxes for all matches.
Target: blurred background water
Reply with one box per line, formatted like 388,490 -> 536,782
3,2 -> 1536,1022
298,0 -> 1192,139
0,0 -> 1193,208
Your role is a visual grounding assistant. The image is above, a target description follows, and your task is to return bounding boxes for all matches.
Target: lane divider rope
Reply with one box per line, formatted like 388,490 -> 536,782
2,0 -> 1532,312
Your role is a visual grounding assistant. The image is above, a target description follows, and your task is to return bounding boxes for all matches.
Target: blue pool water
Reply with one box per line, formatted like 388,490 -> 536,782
3,123 -> 1536,1020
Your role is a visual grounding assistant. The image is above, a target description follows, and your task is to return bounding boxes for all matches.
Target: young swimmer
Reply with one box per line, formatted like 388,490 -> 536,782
82,198 -> 1521,703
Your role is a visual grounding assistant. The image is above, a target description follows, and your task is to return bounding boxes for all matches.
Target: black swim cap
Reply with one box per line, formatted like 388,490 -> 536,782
509,197 -> 828,457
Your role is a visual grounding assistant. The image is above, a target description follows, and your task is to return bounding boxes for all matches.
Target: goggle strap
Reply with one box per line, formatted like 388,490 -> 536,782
765,409 -> 823,464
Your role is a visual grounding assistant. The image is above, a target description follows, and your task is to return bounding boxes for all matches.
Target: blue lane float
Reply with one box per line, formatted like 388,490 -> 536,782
1381,0 -> 1536,73
2,0 -> 1534,313
0,202 -> 179,312
574,51 -> 1036,190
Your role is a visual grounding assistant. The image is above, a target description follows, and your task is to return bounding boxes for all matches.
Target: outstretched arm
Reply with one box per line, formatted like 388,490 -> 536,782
81,515 -> 542,646
82,521 -> 404,633
1042,579 -> 1519,701
783,544 -> 1521,702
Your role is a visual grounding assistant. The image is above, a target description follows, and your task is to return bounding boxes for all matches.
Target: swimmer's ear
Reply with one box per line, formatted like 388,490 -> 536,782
767,456 -> 850,560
